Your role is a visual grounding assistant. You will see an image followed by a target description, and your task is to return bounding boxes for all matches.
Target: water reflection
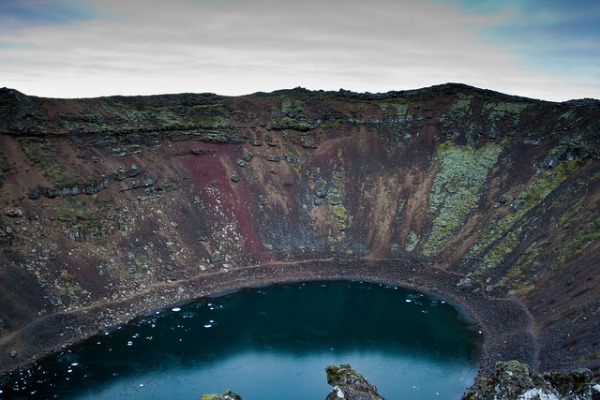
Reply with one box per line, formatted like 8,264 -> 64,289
0,281 -> 482,400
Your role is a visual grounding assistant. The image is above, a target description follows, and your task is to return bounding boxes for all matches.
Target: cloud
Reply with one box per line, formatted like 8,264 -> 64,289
441,0 -> 600,96
0,0 -> 598,100
0,0 -> 98,32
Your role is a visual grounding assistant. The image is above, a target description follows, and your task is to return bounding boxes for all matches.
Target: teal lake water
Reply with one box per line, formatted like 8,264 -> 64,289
0,281 -> 482,399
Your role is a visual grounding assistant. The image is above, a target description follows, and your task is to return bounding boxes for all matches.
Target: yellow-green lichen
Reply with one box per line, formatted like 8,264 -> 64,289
405,231 -> 419,252
283,143 -> 302,176
423,141 -> 503,256
556,199 -> 585,227
551,215 -> 600,268
279,99 -> 311,131
379,102 -> 409,117
507,283 -> 535,297
60,269 -> 87,296
500,238 -> 545,291
332,204 -> 348,230
483,101 -> 530,123
281,99 -> 294,116
54,198 -> 109,241
469,158 -> 582,273
395,198 -> 406,225
482,227 -> 522,270
438,94 -> 472,127
320,120 -> 344,130
18,137 -> 72,186
128,251 -> 148,270
323,170 -> 347,244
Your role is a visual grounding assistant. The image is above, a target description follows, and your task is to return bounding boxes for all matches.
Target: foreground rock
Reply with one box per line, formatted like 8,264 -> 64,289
462,360 -> 600,400
324,364 -> 385,400
199,390 -> 242,400
199,362 -> 600,400
199,364 -> 385,400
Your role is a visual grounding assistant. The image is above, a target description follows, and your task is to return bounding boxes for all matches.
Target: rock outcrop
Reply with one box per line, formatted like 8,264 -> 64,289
325,364 -> 385,400
462,361 -> 600,400
199,390 -> 243,400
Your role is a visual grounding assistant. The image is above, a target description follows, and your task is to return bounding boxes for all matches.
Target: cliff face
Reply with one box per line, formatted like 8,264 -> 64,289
1,84 -> 599,377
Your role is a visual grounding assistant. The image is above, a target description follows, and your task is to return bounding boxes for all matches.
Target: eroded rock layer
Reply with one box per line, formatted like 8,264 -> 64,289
1,84 -> 599,380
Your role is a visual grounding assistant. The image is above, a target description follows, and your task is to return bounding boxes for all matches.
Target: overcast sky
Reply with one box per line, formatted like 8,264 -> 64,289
1,0 -> 598,101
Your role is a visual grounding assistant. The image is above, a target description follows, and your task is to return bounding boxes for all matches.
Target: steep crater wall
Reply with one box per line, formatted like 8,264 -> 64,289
1,84 -> 599,381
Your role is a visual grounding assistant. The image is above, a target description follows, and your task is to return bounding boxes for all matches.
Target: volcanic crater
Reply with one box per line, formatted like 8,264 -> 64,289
1,83 -> 599,389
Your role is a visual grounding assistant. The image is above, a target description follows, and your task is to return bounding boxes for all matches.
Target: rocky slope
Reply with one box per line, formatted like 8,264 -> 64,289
1,83 -> 599,387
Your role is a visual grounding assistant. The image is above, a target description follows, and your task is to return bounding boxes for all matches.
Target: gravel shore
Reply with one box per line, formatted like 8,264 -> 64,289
0,258 -> 537,381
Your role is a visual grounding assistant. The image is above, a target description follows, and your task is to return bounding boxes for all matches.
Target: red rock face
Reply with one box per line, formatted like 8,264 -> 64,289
0,84 -> 600,378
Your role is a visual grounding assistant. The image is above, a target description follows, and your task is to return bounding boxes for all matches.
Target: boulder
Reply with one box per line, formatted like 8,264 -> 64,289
457,277 -> 473,290
462,361 -> 599,400
325,364 -> 385,400
199,390 -> 242,400
3,207 -> 23,218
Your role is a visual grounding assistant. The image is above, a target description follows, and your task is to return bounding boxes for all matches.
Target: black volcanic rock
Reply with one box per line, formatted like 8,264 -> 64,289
462,361 -> 600,400
325,364 -> 385,400
199,390 -> 243,400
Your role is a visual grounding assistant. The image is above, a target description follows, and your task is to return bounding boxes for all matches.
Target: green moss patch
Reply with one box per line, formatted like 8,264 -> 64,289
482,101 -> 530,123
55,198 -> 110,241
332,204 -> 348,230
18,137 -> 71,186
551,215 -> 600,268
438,94 -> 472,127
469,158 -> 582,273
423,141 -> 503,256
405,231 -> 419,252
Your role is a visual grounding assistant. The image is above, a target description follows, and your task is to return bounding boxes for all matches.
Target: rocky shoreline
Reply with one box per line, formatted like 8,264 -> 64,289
1,259 -> 537,383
